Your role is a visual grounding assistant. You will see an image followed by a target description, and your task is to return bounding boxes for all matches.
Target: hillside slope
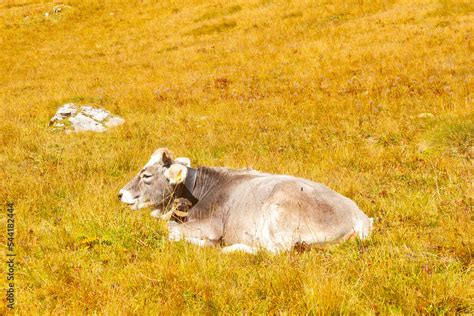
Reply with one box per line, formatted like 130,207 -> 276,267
1,0 -> 473,314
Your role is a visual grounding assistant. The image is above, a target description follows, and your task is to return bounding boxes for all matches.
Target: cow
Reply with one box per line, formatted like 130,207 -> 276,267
118,148 -> 373,254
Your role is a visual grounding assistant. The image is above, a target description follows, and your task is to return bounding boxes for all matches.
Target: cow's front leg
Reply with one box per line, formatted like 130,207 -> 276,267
168,220 -> 222,247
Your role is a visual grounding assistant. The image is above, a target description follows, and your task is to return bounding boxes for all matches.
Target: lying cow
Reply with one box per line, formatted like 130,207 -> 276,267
119,148 -> 373,253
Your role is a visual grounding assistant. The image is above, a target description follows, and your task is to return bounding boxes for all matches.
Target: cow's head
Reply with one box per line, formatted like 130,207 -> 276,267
118,148 -> 190,211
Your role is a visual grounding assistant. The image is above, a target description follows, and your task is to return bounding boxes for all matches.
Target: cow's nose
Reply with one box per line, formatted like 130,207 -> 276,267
118,191 -> 123,200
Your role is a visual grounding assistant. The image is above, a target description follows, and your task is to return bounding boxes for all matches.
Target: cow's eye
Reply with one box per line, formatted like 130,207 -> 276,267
142,173 -> 153,179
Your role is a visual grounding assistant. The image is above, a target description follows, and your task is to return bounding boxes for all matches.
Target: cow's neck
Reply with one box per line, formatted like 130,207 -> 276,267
181,167 -> 225,206
181,167 -> 199,205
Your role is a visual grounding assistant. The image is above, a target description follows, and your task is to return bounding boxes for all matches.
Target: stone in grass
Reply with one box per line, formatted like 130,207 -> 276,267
50,103 -> 124,133
81,105 -> 110,122
50,103 -> 77,122
69,113 -> 107,133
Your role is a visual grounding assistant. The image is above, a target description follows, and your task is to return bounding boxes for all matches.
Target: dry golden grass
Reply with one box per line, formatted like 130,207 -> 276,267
1,0 -> 473,314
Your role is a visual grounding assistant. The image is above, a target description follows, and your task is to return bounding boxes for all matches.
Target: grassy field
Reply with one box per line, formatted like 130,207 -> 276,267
1,0 -> 473,314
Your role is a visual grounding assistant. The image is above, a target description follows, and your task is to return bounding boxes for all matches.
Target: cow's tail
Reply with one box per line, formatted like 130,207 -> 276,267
354,217 -> 374,240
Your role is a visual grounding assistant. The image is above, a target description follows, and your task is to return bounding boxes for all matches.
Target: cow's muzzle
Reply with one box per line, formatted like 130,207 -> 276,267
118,189 -> 138,205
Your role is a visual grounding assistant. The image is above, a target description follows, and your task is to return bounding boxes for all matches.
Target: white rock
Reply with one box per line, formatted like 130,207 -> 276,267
50,103 -> 124,133
81,105 -> 110,122
69,113 -> 107,133
49,103 -> 78,124
59,103 -> 78,114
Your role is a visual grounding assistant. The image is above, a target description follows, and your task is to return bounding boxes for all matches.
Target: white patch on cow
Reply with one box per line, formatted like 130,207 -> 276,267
150,209 -> 162,218
167,222 -> 212,247
222,244 -> 257,254
168,221 -> 182,241
136,201 -> 153,210
164,164 -> 187,184
257,203 -> 292,253
257,202 -> 342,252
144,154 -> 162,168
260,204 -> 281,252
175,157 -> 191,167
120,189 -> 135,204
185,237 -> 209,247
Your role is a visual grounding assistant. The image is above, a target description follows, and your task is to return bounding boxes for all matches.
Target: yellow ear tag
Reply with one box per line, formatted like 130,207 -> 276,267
175,169 -> 182,183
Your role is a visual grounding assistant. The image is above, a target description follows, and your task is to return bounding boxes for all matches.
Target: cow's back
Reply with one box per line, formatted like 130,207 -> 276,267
221,173 -> 372,251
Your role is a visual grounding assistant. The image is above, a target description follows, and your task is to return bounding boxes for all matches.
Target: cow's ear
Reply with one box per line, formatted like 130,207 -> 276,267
160,148 -> 173,165
164,164 -> 187,185
175,157 -> 191,167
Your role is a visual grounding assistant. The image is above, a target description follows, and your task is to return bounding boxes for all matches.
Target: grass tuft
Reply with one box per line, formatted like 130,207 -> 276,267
425,118 -> 474,157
